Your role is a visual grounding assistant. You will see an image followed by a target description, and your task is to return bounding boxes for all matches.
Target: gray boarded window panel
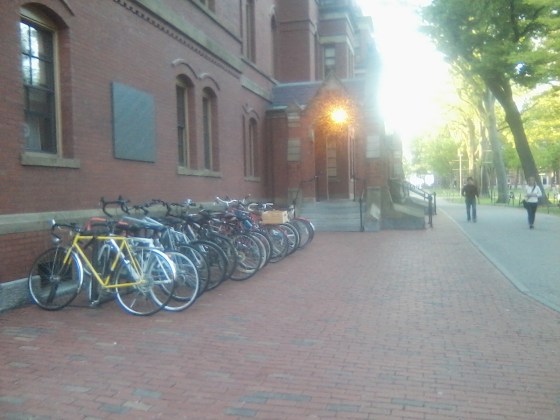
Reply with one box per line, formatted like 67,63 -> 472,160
112,82 -> 156,162
287,138 -> 301,162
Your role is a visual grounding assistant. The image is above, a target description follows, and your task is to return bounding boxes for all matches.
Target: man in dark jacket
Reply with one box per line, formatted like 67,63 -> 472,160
461,177 -> 479,222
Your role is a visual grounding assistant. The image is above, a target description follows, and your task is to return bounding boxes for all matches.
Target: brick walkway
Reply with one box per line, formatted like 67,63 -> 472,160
1,213 -> 560,419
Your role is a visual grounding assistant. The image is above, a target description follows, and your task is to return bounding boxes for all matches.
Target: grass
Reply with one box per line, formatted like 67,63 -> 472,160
429,188 -> 560,217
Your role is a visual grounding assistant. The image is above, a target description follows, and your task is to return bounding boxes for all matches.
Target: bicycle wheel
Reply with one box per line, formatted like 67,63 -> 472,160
263,225 -> 289,263
229,233 -> 262,280
205,233 -> 238,279
289,219 -> 313,249
248,231 -> 269,269
188,240 -> 228,291
163,251 -> 200,312
28,247 -> 83,310
297,218 -> 315,244
277,223 -> 300,255
178,244 -> 210,296
259,230 -> 273,264
113,248 -> 176,316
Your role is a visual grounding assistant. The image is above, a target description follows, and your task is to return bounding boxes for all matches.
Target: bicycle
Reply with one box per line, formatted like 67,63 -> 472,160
151,200 -> 229,292
249,201 -> 315,250
27,219 -> 177,316
168,201 -> 238,285
212,197 -> 266,280
114,200 -> 204,310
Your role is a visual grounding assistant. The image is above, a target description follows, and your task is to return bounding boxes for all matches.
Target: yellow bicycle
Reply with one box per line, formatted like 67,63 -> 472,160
27,220 -> 177,316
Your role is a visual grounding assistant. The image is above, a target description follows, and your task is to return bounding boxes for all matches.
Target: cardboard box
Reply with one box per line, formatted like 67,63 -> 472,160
261,210 -> 288,224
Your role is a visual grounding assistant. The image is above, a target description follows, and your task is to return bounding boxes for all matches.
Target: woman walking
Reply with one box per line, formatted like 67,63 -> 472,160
524,176 -> 543,229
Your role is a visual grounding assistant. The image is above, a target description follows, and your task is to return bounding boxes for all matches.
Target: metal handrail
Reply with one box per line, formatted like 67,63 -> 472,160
402,181 -> 436,227
354,176 -> 366,232
292,176 -> 318,217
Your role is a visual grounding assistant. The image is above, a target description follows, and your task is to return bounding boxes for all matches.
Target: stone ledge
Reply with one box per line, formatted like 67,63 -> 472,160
0,278 -> 30,313
21,152 -> 81,168
0,209 -> 102,235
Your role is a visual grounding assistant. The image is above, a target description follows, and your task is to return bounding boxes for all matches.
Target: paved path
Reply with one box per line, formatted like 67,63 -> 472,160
1,212 -> 560,419
438,199 -> 560,313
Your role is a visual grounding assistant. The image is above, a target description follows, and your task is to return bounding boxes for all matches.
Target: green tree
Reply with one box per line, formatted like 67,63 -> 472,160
482,89 -> 510,201
522,88 -> 560,183
421,0 -> 560,199
410,129 -> 460,188
444,63 -> 510,201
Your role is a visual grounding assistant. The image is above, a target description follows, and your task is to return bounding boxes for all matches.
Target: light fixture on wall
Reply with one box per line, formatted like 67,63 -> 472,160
330,107 -> 349,125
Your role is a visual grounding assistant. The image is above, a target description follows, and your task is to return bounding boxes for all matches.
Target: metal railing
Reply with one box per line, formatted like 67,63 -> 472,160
354,176 -> 366,232
292,176 -> 318,217
402,181 -> 436,227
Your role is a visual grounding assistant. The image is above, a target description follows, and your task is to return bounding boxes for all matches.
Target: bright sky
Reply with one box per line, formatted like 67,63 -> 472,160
358,0 -> 455,154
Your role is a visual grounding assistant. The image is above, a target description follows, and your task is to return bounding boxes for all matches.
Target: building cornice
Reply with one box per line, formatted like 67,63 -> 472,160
118,0 -> 243,78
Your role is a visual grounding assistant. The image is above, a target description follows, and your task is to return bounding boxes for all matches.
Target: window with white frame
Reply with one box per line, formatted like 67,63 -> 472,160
323,45 -> 336,77
20,11 -> 57,153
327,143 -> 337,178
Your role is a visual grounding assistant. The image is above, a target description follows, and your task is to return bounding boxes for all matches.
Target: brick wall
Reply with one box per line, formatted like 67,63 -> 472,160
0,0 -> 276,284
0,232 -> 50,283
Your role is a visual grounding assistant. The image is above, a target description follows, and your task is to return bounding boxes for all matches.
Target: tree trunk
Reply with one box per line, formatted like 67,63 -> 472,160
483,90 -> 509,203
483,74 -> 547,202
466,118 -> 476,176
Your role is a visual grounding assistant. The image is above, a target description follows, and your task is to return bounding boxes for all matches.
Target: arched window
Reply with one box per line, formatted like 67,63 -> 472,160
244,117 -> 258,178
202,88 -> 218,171
19,5 -> 78,168
20,7 -> 58,154
245,0 -> 256,62
176,75 -> 195,168
271,14 -> 278,78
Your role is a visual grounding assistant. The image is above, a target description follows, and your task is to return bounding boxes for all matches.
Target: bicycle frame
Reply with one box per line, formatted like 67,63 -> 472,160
64,233 -> 146,289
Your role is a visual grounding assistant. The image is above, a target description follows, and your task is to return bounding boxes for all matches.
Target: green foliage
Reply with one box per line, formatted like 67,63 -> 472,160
421,0 -> 559,186
502,139 -> 521,170
422,0 -> 560,88
521,88 -> 560,172
410,130 -> 460,187
522,88 -> 560,138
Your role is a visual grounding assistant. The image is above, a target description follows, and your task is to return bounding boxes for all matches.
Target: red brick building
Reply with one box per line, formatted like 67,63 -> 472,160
0,0 -> 409,308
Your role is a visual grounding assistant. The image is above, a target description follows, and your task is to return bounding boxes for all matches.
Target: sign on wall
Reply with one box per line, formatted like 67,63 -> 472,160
111,82 -> 156,162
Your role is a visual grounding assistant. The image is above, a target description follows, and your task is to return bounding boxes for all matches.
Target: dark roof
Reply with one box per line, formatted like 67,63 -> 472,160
269,78 -> 368,110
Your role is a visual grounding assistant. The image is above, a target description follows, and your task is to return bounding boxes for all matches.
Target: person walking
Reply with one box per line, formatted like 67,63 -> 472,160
461,176 -> 479,222
524,176 -> 543,229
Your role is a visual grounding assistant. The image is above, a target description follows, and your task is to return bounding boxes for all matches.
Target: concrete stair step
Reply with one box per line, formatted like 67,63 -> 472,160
299,200 -> 363,232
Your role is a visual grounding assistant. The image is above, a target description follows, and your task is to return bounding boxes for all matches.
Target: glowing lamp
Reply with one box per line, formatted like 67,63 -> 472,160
330,107 -> 349,124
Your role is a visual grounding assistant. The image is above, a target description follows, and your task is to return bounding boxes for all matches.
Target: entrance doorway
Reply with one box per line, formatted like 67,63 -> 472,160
314,129 -> 353,201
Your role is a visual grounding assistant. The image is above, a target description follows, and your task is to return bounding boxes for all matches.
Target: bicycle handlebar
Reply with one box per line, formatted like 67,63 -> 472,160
51,221 -> 79,232
100,196 -> 129,218
215,196 -> 238,206
215,195 -> 254,209
51,219 -> 115,237
246,202 -> 274,211
50,220 -> 72,243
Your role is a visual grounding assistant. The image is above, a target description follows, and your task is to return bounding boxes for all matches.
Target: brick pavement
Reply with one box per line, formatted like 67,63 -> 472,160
1,213 -> 560,419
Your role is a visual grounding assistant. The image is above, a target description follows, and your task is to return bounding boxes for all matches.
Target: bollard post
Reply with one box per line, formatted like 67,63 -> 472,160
428,195 -> 433,227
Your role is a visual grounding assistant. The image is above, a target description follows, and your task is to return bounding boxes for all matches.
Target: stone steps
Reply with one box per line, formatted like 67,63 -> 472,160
299,200 -> 364,232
